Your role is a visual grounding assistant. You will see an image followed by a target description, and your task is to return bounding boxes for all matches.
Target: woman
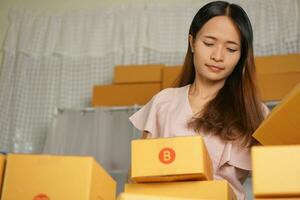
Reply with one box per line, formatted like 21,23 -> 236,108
129,1 -> 268,199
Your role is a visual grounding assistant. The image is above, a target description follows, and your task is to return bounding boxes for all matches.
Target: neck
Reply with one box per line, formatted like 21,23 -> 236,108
189,77 -> 225,100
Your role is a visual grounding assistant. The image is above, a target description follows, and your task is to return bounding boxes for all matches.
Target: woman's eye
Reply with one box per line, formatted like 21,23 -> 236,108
227,48 -> 237,53
203,42 -> 214,46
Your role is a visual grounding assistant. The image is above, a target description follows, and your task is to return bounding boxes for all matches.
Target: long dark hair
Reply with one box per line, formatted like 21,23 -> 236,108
175,1 -> 265,146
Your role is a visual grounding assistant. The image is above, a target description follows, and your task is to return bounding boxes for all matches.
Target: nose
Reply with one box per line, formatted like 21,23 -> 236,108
210,45 -> 224,62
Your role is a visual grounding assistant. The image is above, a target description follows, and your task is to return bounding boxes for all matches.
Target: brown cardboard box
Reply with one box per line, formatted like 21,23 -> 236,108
1,154 -> 116,200
92,83 -> 161,106
160,54 -> 300,101
125,180 -> 236,200
118,193 -> 199,200
252,145 -> 300,198
131,136 -> 212,183
255,54 -> 300,101
113,64 -> 164,84
0,155 -> 5,195
255,198 -> 300,200
253,83 -> 300,145
162,66 -> 181,89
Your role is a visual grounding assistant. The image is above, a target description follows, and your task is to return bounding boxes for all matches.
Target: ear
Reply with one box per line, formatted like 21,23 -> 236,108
189,34 -> 195,53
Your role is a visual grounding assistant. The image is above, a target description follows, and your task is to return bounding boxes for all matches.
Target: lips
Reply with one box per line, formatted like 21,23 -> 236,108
205,64 -> 225,72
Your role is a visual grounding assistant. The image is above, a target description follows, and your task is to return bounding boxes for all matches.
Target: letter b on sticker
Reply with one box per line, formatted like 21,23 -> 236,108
159,147 -> 175,164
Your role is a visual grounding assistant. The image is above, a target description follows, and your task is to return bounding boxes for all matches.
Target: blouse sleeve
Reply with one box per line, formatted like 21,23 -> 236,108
129,95 -> 159,138
216,142 -> 251,200
219,142 -> 251,171
129,88 -> 174,138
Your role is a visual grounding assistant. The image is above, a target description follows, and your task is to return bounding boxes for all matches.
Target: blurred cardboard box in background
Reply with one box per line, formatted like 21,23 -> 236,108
114,64 -> 164,84
1,154 -> 116,200
252,145 -> 300,198
253,83 -> 300,145
93,83 -> 161,106
255,54 -> 300,101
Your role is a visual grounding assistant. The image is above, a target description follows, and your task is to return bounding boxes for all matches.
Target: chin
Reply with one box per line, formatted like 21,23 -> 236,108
205,75 -> 227,83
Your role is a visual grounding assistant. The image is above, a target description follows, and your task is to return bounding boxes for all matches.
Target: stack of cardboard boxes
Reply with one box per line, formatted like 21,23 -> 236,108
93,64 -> 184,106
255,54 -> 300,101
0,154 -> 116,200
118,136 -> 237,200
93,54 -> 299,106
162,54 -> 300,101
93,64 -> 164,106
252,83 -> 300,199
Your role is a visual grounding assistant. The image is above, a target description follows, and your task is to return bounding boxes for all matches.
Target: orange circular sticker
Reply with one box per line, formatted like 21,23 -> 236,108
33,194 -> 50,200
159,147 -> 176,164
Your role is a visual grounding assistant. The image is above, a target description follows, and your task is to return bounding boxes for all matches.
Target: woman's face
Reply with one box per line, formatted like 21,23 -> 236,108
190,16 -> 241,83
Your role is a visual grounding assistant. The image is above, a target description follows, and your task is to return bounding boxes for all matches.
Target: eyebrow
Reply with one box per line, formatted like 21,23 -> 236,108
203,35 -> 240,46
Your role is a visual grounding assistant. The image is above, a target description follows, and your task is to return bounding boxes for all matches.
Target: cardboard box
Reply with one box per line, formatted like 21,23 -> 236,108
125,180 -> 236,200
255,198 -> 300,200
252,83 -> 300,145
118,193 -> 199,200
252,145 -> 300,197
92,83 -> 161,106
160,54 -> 300,94
1,154 -> 116,200
131,136 -> 212,183
0,154 -> 5,194
162,66 -> 181,89
255,54 -> 300,101
113,64 -> 164,84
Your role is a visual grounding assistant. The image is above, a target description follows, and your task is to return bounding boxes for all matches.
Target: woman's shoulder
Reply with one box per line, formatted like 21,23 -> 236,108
152,85 -> 188,104
129,85 -> 189,136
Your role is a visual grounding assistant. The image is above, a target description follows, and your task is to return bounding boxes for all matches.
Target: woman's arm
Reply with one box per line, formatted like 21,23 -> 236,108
141,131 -> 151,139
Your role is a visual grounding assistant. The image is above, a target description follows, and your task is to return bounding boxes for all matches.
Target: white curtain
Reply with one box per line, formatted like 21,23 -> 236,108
0,0 -> 299,153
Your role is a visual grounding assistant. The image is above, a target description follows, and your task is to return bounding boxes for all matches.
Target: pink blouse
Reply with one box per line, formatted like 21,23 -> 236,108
129,85 -> 268,200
